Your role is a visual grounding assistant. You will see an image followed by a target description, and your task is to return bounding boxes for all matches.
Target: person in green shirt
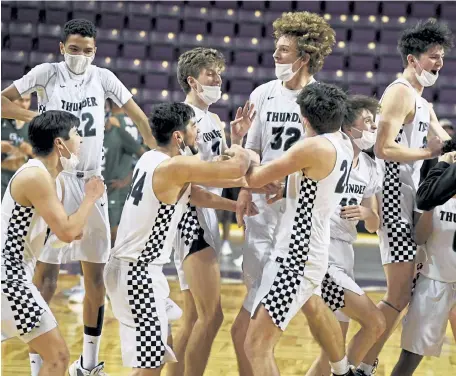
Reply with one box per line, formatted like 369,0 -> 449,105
102,105 -> 145,245
1,94 -> 34,199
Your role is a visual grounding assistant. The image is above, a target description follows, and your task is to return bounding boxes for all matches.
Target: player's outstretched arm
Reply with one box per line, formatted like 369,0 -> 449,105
1,85 -> 38,122
122,98 -> 157,150
168,144 -> 251,186
18,169 -> 104,243
374,84 -> 442,162
428,105 -> 451,141
190,185 -> 234,213
245,138 -> 314,188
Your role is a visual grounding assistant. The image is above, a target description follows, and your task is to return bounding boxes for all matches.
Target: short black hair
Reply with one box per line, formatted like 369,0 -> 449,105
442,133 -> 456,154
149,103 -> 195,146
28,111 -> 79,157
62,19 -> 97,43
297,82 -> 347,134
398,18 -> 454,67
343,95 -> 380,131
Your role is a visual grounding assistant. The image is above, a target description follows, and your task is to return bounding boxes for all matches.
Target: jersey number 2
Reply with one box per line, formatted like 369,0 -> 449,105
79,112 -> 96,137
335,160 -> 352,194
127,169 -> 146,206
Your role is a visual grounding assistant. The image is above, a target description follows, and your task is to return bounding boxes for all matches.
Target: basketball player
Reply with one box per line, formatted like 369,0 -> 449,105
1,111 -> 105,376
241,82 -> 354,376
104,102 -> 252,375
305,95 -> 386,376
356,19 -> 453,376
168,47 -> 256,376
1,19 -> 155,375
1,93 -> 33,199
231,12 -> 336,375
391,150 -> 456,376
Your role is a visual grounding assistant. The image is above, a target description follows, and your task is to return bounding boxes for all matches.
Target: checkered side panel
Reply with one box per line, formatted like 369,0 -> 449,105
127,264 -> 165,368
1,204 -> 44,335
386,221 -> 417,263
321,273 -> 345,312
411,262 -> 423,297
285,177 -> 318,275
177,204 -> 200,246
138,203 -> 176,264
382,128 -> 403,224
261,265 -> 301,329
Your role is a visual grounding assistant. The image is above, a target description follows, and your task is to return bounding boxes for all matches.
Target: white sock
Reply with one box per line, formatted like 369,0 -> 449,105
330,356 -> 350,375
82,334 -> 101,370
29,353 -> 42,376
358,362 -> 374,375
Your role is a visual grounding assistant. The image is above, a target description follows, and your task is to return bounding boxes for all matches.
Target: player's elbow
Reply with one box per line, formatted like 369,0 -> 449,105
374,142 -> 389,160
53,227 -> 78,244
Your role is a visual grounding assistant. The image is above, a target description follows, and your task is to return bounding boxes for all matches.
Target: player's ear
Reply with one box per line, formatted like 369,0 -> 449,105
59,42 -> 65,55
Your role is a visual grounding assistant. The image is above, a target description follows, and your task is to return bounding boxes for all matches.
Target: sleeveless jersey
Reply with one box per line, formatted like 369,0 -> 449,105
111,150 -> 190,264
330,152 -> 380,243
1,159 -> 49,283
245,78 -> 315,165
376,78 -> 430,224
186,103 -> 224,196
419,198 -> 456,283
272,132 -> 354,284
13,62 -> 132,172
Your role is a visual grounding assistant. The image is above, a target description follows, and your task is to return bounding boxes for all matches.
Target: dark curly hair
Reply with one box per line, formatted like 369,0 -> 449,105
343,95 -> 380,131
149,103 -> 195,146
273,12 -> 336,75
297,82 -> 347,134
442,133 -> 456,154
177,47 -> 225,94
398,18 -> 454,67
62,19 -> 97,43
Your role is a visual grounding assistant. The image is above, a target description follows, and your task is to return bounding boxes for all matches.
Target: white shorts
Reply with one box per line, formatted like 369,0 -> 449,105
401,275 -> 456,357
38,170 -> 110,265
1,280 -> 57,343
174,205 -> 221,291
322,263 -> 365,323
104,257 -> 176,368
242,195 -> 282,312
251,258 -> 321,331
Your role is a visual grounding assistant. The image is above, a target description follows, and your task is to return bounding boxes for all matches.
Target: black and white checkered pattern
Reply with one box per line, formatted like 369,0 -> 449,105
261,266 -> 301,328
321,273 -> 345,312
386,221 -> 417,262
177,204 -> 200,246
1,204 -> 45,335
382,129 -> 403,224
261,177 -> 317,328
127,264 -> 165,368
137,203 -> 176,265
411,262 -> 423,297
381,128 -> 417,262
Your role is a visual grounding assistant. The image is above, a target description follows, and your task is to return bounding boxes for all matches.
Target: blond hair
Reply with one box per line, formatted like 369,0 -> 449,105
273,12 -> 335,75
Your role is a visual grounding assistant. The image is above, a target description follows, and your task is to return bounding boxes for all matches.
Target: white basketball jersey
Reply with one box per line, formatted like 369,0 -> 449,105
1,159 -> 49,282
272,132 -> 354,285
245,78 -> 315,165
111,150 -> 190,264
14,62 -> 132,171
376,78 -> 430,225
330,152 -> 381,243
186,103 -> 224,196
418,198 -> 456,283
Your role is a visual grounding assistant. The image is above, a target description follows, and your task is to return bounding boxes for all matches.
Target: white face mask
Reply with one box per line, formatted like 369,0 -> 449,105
414,58 -> 439,87
351,128 -> 377,150
195,80 -> 221,105
64,49 -> 95,75
58,142 -> 80,171
178,138 -> 198,156
275,57 -> 302,82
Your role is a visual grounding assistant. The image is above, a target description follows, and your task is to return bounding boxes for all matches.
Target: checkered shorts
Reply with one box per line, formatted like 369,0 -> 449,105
321,273 -> 345,312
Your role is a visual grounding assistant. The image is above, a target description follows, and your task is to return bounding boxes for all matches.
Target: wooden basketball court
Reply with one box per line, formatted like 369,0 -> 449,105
2,274 -> 455,375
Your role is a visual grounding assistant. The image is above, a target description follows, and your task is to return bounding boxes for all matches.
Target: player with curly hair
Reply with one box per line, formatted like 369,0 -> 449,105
355,18 -> 454,376
231,12 -> 337,376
